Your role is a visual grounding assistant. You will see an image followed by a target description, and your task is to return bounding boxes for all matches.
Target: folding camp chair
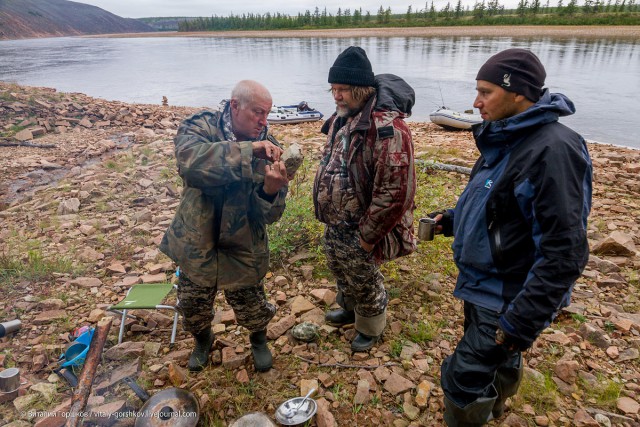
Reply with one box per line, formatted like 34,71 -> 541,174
108,283 -> 180,345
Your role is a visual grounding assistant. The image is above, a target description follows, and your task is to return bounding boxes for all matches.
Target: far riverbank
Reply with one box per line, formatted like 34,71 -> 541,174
91,25 -> 640,40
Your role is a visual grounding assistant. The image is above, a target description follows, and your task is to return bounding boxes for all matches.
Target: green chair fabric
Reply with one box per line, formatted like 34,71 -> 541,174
111,283 -> 175,310
108,282 -> 180,345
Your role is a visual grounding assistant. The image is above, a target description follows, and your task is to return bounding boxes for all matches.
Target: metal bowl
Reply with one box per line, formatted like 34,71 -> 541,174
274,397 -> 317,426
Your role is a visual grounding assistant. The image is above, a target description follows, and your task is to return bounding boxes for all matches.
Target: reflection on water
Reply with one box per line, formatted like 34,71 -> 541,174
0,35 -> 638,147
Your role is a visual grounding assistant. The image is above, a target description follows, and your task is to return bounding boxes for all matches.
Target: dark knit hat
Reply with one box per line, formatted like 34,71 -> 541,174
328,46 -> 375,87
476,48 -> 546,102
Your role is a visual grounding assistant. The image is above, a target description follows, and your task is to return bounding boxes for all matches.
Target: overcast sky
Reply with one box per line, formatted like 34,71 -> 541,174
77,0 -> 522,19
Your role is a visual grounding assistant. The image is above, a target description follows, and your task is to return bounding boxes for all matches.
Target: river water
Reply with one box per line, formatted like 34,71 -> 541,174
0,35 -> 638,148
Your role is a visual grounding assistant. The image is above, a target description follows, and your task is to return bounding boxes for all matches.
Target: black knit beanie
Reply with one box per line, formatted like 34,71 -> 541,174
328,46 -> 375,87
476,48 -> 546,102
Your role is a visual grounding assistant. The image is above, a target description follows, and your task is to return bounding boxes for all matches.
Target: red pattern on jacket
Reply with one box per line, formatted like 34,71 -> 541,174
313,94 -> 417,263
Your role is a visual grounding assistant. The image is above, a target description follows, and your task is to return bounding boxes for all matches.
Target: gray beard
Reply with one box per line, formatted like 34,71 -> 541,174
336,105 -> 362,118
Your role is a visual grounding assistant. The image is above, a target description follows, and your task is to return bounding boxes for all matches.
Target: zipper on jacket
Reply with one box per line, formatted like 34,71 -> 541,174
488,204 -> 504,266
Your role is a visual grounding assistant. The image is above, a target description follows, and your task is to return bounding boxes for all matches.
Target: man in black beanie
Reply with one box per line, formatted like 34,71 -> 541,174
313,46 -> 417,352
430,48 -> 593,425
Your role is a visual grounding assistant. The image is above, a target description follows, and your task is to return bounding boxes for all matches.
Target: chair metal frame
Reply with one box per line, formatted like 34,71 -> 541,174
108,283 -> 180,345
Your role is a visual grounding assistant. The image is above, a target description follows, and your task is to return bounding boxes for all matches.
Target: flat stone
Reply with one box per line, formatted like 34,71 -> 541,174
267,314 -> 296,340
309,288 -> 336,306
415,380 -> 433,407
105,341 -> 146,360
383,372 -> 415,395
573,409 -> 600,427
70,277 -> 103,288
14,129 -> 33,141
140,273 -> 167,283
30,382 -> 57,401
290,296 -> 316,316
617,396 -> 640,414
33,310 -> 67,325
13,393 -> 40,412
94,358 -> 141,394
85,400 -> 127,425
315,397 -> 336,427
221,347 -> 247,369
354,379 -> 370,405
168,362 -> 188,387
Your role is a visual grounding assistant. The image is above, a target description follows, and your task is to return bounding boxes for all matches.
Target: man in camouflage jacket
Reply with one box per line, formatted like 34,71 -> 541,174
314,46 -> 417,352
160,80 -> 290,372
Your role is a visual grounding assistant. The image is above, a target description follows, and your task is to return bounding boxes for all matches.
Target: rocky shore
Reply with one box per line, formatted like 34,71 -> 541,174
1,81 -> 639,427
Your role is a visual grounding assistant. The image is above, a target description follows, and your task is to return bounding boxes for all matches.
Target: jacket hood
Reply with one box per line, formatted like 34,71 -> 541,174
475,89 -> 575,136
473,90 -> 576,164
374,73 -> 415,116
321,73 -> 415,134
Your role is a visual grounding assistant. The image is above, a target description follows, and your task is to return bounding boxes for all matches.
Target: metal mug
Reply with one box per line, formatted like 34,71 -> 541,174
418,217 -> 436,241
0,367 -> 20,393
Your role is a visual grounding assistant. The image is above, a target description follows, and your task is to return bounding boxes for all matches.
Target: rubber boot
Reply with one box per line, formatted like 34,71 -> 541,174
351,332 -> 380,352
492,354 -> 523,418
249,330 -> 273,372
325,308 -> 355,326
188,328 -> 214,372
443,394 -> 497,427
351,310 -> 385,352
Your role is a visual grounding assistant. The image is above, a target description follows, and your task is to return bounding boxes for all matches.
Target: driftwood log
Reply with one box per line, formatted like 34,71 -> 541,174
0,141 -> 57,148
417,159 -> 472,175
67,317 -> 113,427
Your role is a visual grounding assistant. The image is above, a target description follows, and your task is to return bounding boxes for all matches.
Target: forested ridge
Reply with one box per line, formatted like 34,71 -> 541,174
178,0 -> 640,31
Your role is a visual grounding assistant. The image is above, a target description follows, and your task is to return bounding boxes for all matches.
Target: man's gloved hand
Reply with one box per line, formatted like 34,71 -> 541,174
427,210 -> 454,237
495,327 -> 533,352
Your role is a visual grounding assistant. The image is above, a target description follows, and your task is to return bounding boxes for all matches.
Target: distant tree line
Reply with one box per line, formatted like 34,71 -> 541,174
178,0 -> 639,31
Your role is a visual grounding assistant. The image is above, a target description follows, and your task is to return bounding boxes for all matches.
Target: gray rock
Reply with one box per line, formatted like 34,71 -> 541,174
282,143 -> 303,177
230,412 -> 275,427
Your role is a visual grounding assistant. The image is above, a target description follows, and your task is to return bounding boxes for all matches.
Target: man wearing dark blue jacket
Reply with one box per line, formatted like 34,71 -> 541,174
433,48 -> 592,426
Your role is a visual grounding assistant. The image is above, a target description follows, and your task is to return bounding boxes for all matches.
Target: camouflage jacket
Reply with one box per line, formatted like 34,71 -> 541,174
159,110 -> 287,290
313,74 -> 417,263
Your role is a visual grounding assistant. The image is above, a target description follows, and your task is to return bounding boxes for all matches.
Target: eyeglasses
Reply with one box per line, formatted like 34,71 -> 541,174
329,86 -> 351,95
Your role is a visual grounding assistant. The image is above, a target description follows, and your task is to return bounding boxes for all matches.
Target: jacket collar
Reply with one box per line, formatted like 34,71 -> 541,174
472,89 -> 573,166
320,95 -> 377,136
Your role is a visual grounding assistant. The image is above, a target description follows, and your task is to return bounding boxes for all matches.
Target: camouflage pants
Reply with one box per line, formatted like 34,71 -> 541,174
177,273 -> 276,334
324,225 -> 387,317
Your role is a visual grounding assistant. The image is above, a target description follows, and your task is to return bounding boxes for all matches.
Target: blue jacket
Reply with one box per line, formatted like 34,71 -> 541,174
448,90 -> 592,348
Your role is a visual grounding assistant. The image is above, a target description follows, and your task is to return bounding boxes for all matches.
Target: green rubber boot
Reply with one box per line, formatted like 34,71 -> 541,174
249,330 -> 273,372
188,328 -> 214,372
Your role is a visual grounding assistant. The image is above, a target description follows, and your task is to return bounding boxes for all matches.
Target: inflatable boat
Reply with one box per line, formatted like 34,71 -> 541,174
429,108 -> 482,130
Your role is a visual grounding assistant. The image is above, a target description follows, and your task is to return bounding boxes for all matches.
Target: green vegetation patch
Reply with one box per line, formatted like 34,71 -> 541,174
268,159 -> 324,263
581,374 -> 623,410
513,370 -> 559,414
0,250 -> 78,287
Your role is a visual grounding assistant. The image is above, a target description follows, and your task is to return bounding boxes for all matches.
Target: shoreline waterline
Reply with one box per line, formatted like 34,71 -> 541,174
86,25 -> 640,40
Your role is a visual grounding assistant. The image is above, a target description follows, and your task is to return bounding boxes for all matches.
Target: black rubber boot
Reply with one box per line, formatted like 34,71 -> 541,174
443,395 -> 497,427
351,332 -> 380,352
188,328 -> 214,372
325,309 -> 355,326
492,354 -> 523,418
249,330 -> 273,372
